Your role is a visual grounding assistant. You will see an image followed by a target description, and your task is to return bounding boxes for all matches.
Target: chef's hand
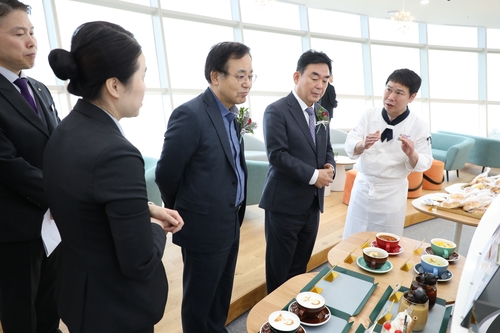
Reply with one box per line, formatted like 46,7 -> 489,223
364,130 -> 381,150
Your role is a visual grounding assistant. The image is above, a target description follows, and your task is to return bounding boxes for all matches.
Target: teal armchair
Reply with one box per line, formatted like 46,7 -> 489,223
330,128 -> 348,157
245,160 -> 269,206
243,135 -> 267,161
430,133 -> 475,181
143,156 -> 163,206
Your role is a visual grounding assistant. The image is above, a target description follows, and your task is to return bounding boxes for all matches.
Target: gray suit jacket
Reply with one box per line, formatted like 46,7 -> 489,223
0,73 -> 59,242
259,92 -> 335,215
155,88 -> 247,252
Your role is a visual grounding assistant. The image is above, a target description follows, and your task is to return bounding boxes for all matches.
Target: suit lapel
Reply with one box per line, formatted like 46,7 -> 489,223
28,78 -> 59,134
287,93 -> 316,151
202,89 -> 236,171
0,75 -> 50,137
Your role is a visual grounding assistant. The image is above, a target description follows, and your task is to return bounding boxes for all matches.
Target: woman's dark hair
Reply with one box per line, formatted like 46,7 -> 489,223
48,21 -> 142,101
204,41 -> 251,84
386,68 -> 422,96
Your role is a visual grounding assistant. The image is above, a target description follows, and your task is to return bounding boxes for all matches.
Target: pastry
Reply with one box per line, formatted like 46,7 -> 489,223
449,193 -> 464,200
463,201 -> 481,212
440,200 -> 461,209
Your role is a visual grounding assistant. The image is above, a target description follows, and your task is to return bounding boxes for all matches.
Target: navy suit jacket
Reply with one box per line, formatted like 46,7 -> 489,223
259,92 -> 335,215
156,88 -> 247,253
0,73 -> 59,242
43,99 -> 168,333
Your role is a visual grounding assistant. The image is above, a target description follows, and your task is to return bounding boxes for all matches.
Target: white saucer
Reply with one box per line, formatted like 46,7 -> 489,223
288,301 -> 331,327
445,182 -> 469,194
356,256 -> 393,274
414,263 -> 453,282
260,321 -> 307,333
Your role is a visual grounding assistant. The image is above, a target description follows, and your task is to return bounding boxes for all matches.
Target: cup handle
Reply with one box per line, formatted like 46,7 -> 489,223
433,267 -> 438,276
386,244 -> 391,252
443,249 -> 449,259
371,259 -> 376,269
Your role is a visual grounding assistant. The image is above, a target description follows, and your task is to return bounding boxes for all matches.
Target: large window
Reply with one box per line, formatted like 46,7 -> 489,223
487,53 -> 500,101
24,0 -> 499,155
308,8 -> 361,38
163,18 -> 234,90
371,45 -> 421,95
428,24 -> 478,48
310,38 -> 365,96
55,0 -> 161,88
243,30 -> 302,92
428,50 -> 478,100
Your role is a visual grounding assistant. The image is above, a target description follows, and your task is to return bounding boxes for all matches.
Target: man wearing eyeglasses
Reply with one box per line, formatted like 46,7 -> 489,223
155,41 -> 253,333
260,50 -> 336,293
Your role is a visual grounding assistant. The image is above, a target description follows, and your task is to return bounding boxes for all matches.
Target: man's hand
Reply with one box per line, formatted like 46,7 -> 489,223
399,135 -> 419,168
149,204 -> 184,234
364,130 -> 381,150
315,167 -> 334,188
354,130 -> 381,154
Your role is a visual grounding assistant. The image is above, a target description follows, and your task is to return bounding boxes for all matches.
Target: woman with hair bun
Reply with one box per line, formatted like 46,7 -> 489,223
43,21 -> 183,333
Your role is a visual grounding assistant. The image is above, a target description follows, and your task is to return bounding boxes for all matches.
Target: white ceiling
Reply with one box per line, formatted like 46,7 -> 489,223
285,0 -> 500,30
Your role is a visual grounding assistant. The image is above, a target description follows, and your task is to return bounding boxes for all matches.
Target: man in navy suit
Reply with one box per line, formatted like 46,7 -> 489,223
259,50 -> 336,293
0,1 -> 61,332
155,41 -> 252,333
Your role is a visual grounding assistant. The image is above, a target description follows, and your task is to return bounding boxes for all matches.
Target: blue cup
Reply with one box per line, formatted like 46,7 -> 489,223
420,254 -> 449,276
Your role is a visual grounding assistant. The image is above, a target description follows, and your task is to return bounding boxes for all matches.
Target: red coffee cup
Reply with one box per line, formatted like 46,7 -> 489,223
376,232 -> 400,253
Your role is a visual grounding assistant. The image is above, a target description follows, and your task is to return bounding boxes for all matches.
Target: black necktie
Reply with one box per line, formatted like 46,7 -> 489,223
381,107 -> 409,142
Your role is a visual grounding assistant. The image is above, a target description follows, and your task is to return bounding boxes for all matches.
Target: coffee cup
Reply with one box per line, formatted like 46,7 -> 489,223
296,291 -> 325,319
375,232 -> 400,253
421,254 -> 449,277
362,247 -> 388,269
268,311 -> 300,333
431,238 -> 456,259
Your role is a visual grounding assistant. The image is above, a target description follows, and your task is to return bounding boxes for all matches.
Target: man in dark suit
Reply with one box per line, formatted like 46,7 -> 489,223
0,1 -> 61,332
259,50 -> 336,293
155,41 -> 252,333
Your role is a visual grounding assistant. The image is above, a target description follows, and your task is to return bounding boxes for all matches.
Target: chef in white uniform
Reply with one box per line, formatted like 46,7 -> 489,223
343,69 -> 432,240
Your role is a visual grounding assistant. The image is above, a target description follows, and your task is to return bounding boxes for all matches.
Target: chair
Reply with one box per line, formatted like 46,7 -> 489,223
243,135 -> 267,161
143,156 -> 163,206
330,128 -> 348,157
430,133 -> 475,182
245,160 -> 269,206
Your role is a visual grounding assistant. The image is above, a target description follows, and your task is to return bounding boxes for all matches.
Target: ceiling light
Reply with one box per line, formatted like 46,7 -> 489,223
421,0 -> 430,4
391,0 -> 415,34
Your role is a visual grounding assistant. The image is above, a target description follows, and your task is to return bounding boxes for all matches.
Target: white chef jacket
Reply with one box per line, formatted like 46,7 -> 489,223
342,107 -> 433,239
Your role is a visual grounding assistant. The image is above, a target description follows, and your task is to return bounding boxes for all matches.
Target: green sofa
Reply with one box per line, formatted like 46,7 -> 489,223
438,130 -> 500,172
430,132 -> 475,181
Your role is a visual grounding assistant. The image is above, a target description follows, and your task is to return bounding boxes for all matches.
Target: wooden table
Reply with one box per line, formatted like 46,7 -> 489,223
246,273 -> 391,333
246,232 -> 465,333
412,195 -> 480,247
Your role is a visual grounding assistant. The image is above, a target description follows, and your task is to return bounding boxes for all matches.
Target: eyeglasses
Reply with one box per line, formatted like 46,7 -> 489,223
225,73 -> 257,84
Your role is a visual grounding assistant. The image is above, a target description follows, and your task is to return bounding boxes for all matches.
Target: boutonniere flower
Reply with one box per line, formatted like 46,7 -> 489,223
315,106 -> 330,133
237,107 -> 258,142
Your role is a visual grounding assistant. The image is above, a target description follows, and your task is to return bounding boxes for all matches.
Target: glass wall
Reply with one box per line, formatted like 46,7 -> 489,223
21,0 -> 500,156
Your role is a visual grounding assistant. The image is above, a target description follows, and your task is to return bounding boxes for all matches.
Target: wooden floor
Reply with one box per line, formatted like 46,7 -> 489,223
2,164 -> 495,333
